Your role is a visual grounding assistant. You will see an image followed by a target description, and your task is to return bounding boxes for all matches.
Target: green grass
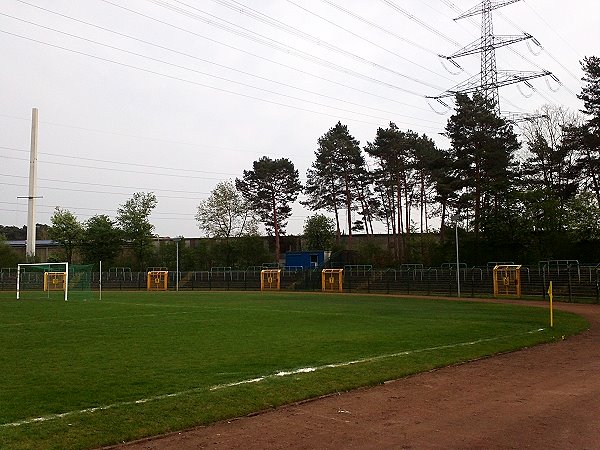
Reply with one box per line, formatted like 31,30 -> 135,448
0,290 -> 588,449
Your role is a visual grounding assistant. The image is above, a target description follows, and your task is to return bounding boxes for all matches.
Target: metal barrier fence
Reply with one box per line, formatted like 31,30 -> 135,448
1,265 -> 598,303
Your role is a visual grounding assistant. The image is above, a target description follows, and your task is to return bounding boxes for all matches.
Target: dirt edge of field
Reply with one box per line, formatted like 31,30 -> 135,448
109,298 -> 600,450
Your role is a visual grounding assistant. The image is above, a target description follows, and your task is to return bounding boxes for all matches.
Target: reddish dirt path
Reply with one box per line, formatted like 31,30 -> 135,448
115,301 -> 600,449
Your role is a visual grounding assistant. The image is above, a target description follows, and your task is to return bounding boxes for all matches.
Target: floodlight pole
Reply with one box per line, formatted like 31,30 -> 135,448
174,237 -> 182,292
453,214 -> 461,298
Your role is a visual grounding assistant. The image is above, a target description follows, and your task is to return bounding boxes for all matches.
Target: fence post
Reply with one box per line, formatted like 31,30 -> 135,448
471,268 -> 474,298
386,273 -> 390,294
568,264 -> 572,302
542,266 -> 546,301
596,267 -> 599,304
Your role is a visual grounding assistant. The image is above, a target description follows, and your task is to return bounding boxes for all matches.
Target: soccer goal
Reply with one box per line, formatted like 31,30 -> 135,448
493,264 -> 522,298
147,270 -> 168,291
260,269 -> 281,291
322,268 -> 343,293
17,263 -> 94,301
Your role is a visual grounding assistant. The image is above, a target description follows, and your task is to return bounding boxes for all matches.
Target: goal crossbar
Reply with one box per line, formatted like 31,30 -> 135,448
17,262 -> 69,301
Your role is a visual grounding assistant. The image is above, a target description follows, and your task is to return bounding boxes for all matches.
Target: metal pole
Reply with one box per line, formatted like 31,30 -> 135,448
176,240 -> 179,292
455,220 -> 461,298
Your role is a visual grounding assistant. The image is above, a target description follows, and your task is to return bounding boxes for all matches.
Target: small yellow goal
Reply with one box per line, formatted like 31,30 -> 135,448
260,269 -> 281,291
322,268 -> 343,293
493,265 -> 522,298
44,272 -> 66,291
147,270 -> 168,291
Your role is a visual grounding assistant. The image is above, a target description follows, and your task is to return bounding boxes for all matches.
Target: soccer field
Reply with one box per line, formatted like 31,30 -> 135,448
0,291 -> 587,449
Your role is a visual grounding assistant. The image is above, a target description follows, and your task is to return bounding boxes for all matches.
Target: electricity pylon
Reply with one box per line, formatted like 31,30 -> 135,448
429,0 -> 554,120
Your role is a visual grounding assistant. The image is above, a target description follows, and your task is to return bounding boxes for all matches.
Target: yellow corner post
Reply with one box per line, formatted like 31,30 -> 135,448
548,281 -> 554,328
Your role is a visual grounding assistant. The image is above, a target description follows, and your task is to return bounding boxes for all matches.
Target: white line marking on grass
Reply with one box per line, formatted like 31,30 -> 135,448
210,327 -> 547,390
0,327 -> 546,428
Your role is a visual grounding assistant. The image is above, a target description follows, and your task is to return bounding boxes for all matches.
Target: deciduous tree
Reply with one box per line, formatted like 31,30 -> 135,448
49,207 -> 83,263
303,214 -> 335,251
81,215 -> 123,267
117,192 -> 157,270
196,180 -> 258,266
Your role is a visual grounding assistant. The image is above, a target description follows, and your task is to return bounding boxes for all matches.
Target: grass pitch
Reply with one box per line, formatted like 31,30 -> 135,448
0,290 -> 588,449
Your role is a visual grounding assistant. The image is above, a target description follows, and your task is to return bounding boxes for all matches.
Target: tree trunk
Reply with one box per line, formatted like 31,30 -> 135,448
271,194 -> 280,265
344,174 -> 353,249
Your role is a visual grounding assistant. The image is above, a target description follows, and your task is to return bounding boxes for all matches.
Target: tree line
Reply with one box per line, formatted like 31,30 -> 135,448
2,56 -> 599,269
227,56 -> 600,265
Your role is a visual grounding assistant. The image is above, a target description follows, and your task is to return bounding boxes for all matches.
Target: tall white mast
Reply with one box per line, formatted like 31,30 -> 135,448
26,107 -> 39,259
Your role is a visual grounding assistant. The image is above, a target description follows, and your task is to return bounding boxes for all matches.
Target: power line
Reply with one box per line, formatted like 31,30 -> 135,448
0,173 -> 212,196
0,113 -> 299,157
319,0 -> 439,57
436,0 -> 579,98
97,0 -> 436,113
12,1 -> 441,124
0,153 -> 230,181
0,145 -> 238,177
379,0 -> 462,47
140,0 -> 439,97
213,0 -> 456,84
0,29 -> 410,129
1,14 -> 441,127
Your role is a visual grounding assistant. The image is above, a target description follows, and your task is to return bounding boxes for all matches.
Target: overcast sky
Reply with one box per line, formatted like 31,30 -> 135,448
1,0 -> 598,239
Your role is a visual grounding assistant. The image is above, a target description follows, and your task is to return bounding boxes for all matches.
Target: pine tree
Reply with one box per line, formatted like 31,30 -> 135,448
236,157 -> 301,264
567,56 -> 600,206
304,122 -> 365,248
445,93 -> 520,240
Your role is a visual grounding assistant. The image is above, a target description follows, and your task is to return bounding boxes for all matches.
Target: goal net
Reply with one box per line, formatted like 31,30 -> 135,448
260,269 -> 281,291
322,268 -> 343,293
147,270 -> 168,291
17,263 -> 95,301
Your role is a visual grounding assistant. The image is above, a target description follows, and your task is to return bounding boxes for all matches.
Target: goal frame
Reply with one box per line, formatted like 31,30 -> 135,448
322,268 -> 343,293
17,262 -> 69,301
44,271 -> 67,291
260,269 -> 281,291
147,270 -> 168,291
493,264 -> 522,298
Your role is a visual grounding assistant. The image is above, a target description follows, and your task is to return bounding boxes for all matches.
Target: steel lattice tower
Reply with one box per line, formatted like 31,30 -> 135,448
429,0 -> 554,118
479,0 -> 499,110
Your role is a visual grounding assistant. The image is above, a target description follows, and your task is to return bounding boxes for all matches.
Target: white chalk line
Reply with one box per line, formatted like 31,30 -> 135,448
1,327 -> 545,428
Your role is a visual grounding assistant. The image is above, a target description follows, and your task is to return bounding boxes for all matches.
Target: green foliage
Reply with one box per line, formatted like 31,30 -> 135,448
196,180 -> 258,239
570,56 -> 600,207
446,93 -> 520,238
365,123 -> 440,261
0,234 -> 19,268
303,214 -> 335,250
48,207 -> 83,263
117,192 -> 157,270
564,191 -> 600,241
304,122 -> 369,244
81,215 -> 123,268
0,225 -> 26,240
236,156 -> 302,262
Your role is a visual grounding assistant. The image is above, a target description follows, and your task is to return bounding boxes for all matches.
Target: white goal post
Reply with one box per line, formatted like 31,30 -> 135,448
17,262 -> 69,301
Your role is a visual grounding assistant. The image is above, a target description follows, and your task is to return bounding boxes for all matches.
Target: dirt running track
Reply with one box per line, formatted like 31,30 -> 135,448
115,300 -> 600,449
